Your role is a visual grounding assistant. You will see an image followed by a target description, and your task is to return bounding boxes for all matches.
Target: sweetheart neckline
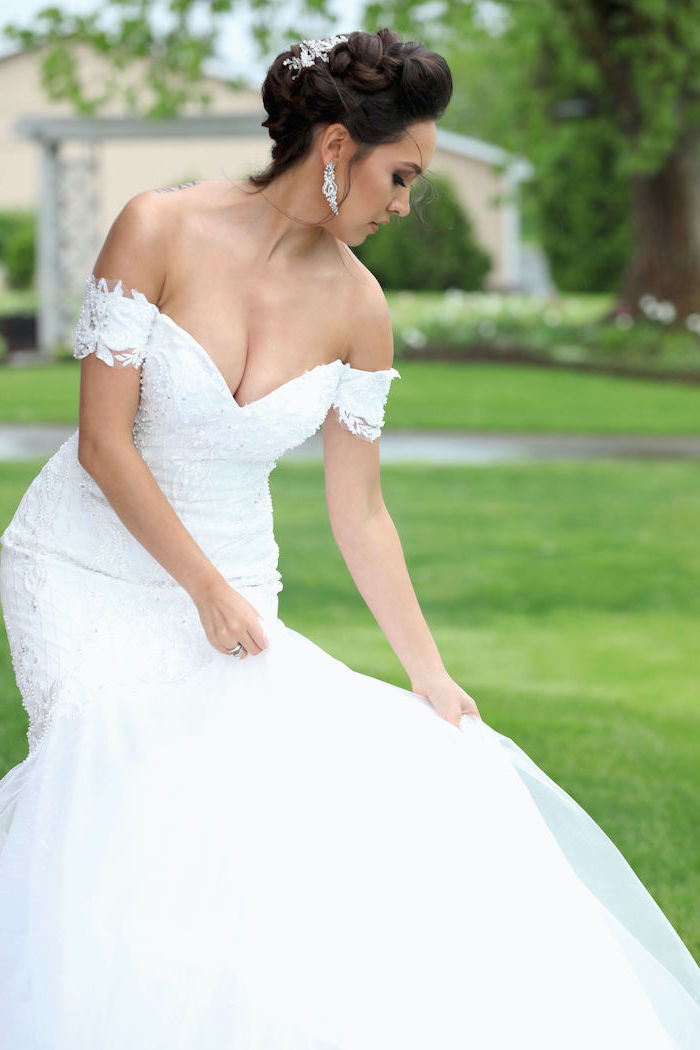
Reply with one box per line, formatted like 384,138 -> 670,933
157,311 -> 345,411
87,275 -> 398,412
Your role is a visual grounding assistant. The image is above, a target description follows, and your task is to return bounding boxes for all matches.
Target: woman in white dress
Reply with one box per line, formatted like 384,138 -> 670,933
0,27 -> 698,1050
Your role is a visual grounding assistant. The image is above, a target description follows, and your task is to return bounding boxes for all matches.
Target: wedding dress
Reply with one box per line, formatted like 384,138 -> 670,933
0,275 -> 699,1050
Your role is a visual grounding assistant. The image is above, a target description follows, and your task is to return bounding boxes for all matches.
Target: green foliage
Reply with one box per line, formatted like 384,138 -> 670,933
4,220 -> 35,290
0,212 -> 27,257
0,0 -> 341,117
528,118 -> 632,293
352,174 -> 491,291
0,211 -> 35,290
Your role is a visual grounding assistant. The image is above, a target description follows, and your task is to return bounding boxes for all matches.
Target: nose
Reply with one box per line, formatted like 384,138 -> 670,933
388,189 -> 411,219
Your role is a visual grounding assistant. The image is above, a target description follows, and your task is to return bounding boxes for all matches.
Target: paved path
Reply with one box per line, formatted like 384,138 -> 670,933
1,423 -> 699,464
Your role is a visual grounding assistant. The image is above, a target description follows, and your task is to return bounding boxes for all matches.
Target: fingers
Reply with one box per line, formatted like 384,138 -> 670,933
221,618 -> 268,659
244,619 -> 268,655
441,710 -> 463,731
241,629 -> 262,656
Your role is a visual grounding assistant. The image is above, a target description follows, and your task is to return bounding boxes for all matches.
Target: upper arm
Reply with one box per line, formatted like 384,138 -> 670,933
77,192 -> 167,464
323,270 -> 397,533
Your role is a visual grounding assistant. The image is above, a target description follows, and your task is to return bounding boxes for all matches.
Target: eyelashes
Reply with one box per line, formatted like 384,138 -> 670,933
392,173 -> 407,188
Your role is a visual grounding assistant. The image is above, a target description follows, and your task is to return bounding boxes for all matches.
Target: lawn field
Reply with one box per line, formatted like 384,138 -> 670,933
1,358 -> 699,433
1,456 -> 698,959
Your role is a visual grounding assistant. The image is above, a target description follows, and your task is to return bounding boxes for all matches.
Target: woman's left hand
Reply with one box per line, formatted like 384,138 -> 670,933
413,671 -> 482,730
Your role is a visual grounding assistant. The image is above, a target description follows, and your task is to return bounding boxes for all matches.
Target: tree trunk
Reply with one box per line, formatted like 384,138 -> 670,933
619,127 -> 700,320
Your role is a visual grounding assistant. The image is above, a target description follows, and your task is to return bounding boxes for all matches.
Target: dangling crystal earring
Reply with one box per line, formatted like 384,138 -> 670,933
322,160 -> 339,215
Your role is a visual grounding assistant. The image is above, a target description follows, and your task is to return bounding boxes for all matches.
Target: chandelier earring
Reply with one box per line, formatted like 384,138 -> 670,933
322,160 -> 339,215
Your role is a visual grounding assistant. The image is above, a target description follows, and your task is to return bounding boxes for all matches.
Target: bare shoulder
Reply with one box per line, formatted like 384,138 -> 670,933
92,189 -> 175,304
92,180 -> 213,302
336,245 -> 394,372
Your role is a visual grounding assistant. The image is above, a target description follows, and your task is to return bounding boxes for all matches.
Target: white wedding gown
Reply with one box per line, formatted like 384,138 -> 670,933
0,275 -> 699,1050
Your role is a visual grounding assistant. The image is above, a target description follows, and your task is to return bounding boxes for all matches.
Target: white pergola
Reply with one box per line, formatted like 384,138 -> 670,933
16,114 -> 265,356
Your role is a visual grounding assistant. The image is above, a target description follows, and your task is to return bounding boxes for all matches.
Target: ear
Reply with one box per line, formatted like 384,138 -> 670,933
320,122 -> 351,165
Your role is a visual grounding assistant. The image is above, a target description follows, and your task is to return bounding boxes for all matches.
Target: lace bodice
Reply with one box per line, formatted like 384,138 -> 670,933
2,275 -> 400,594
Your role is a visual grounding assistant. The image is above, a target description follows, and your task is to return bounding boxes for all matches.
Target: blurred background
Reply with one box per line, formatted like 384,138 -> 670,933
0,0 -> 698,958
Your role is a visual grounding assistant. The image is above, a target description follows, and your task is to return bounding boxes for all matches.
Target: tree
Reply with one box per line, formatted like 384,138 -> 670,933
363,0 -> 700,320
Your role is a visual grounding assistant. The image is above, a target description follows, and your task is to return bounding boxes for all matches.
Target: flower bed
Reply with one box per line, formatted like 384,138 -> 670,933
387,291 -> 700,381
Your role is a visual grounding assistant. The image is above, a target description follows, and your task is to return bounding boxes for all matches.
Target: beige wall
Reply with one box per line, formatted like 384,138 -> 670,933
430,151 -> 507,287
0,45 -> 512,289
95,136 -> 271,240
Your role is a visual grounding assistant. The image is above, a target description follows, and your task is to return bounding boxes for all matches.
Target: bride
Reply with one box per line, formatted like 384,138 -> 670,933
0,27 -> 698,1050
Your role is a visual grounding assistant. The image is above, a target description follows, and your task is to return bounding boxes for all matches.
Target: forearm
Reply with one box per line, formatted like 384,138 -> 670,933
78,440 -> 222,602
333,506 -> 447,691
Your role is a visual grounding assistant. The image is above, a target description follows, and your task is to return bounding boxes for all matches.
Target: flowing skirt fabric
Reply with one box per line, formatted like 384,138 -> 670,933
0,579 -> 699,1050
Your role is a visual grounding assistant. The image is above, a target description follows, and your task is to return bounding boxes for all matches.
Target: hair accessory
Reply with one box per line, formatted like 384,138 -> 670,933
322,160 -> 339,214
283,34 -> 349,80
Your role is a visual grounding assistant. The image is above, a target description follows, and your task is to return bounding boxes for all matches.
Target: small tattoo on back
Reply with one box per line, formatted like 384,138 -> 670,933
155,181 -> 200,193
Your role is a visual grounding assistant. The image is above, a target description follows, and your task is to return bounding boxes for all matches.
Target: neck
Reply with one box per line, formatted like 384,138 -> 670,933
234,157 -> 334,263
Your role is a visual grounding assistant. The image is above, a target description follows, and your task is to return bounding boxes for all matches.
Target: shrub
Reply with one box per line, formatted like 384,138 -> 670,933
530,120 -> 631,293
0,211 -> 36,290
353,173 -> 491,291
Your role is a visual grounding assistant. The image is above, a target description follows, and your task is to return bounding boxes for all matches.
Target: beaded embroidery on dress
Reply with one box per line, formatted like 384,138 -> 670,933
0,275 -> 699,1050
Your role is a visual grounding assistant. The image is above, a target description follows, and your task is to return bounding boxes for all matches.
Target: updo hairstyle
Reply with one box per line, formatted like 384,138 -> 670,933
248,28 -> 452,213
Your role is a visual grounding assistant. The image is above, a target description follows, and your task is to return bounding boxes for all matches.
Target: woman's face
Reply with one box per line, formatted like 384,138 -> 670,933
328,119 -> 437,246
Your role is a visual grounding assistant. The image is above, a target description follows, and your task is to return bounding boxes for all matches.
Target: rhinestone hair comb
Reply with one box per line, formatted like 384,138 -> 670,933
282,34 -> 349,80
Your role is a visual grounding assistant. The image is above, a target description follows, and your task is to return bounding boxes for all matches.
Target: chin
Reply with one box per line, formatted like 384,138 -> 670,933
343,230 -> 370,248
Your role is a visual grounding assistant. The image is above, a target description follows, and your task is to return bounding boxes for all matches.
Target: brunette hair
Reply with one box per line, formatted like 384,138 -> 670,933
247,28 -> 452,214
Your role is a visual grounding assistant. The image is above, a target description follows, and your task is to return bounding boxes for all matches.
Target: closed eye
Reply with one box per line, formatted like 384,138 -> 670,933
393,173 -> 407,187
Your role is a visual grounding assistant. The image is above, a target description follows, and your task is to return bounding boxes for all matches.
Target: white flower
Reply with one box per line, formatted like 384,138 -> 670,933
401,326 -> 427,349
685,313 -> 700,335
637,293 -> 677,324
656,301 -> 676,324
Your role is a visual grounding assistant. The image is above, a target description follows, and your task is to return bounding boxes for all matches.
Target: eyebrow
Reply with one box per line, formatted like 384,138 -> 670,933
399,162 -> 423,175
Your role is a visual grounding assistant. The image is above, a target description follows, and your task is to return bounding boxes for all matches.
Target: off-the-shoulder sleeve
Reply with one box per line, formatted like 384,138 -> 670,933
331,365 -> 400,442
74,274 -> 159,369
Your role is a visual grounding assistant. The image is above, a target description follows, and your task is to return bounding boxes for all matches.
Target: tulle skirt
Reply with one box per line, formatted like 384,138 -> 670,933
1,586 -> 699,1049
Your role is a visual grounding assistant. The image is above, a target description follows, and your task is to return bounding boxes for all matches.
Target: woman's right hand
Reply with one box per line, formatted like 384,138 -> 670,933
192,576 -> 268,659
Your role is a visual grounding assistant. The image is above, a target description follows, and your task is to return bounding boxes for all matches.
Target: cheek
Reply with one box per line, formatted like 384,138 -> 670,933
350,168 -> 386,202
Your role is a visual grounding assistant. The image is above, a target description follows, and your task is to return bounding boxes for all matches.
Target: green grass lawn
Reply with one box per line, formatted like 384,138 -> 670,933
1,456 -> 698,960
1,358 -> 699,433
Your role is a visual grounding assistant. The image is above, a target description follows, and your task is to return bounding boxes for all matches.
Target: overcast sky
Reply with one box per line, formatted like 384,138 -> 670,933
0,0 -> 365,85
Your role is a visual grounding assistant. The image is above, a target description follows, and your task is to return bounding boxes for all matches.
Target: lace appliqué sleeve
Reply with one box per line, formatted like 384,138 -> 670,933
331,366 -> 400,442
74,274 -> 159,369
